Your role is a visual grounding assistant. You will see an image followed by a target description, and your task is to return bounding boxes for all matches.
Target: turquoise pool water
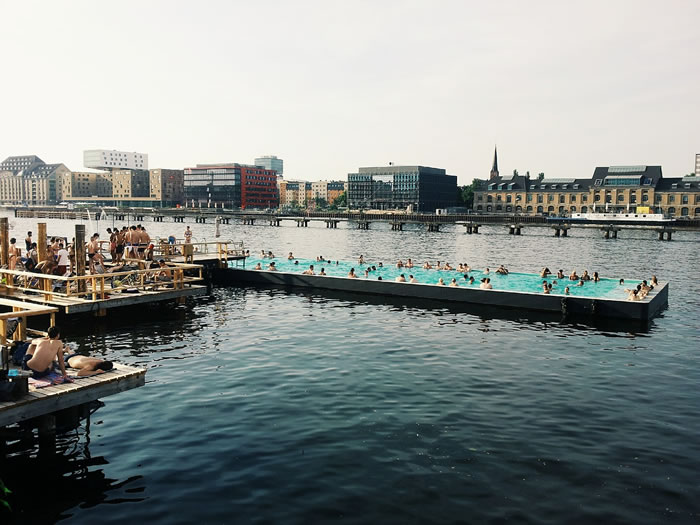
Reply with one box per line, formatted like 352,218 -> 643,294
241,256 -> 647,300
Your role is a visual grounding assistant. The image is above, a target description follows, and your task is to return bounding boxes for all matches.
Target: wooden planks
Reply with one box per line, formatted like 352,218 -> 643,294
0,364 -> 146,427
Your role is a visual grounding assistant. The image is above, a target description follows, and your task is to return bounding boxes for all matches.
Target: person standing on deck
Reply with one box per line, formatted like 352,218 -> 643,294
56,243 -> 69,276
184,226 -> 193,263
107,228 -> 117,262
25,231 -> 32,252
87,234 -> 99,273
140,227 -> 150,260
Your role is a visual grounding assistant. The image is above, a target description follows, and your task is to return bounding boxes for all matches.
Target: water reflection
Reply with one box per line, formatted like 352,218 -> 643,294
0,403 -> 145,523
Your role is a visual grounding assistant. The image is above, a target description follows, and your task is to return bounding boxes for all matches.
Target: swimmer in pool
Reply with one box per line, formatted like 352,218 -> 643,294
409,275 -> 418,283
395,274 -> 406,282
302,265 -> 315,275
348,268 -> 358,278
449,278 -> 458,287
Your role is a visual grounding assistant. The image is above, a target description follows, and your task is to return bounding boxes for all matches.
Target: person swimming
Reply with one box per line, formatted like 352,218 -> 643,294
449,278 -> 458,287
348,268 -> 358,278
409,275 -> 418,283
319,268 -> 327,276
395,274 -> 406,282
437,277 -> 445,286
254,262 -> 262,270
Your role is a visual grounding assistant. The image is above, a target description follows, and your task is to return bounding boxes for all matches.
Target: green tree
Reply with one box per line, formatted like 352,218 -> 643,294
332,191 -> 347,207
313,197 -> 328,209
457,180 -> 479,209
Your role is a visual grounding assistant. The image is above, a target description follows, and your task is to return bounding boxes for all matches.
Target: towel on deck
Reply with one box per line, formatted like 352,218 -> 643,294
29,373 -> 76,388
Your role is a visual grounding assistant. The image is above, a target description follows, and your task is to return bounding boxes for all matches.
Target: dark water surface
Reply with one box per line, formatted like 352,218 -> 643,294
2,215 -> 699,524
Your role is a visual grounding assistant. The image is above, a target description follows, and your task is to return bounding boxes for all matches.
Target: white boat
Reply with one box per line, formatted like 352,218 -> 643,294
570,212 -> 672,223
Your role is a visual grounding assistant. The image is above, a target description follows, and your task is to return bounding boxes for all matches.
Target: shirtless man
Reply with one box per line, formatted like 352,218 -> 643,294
87,234 -> 100,272
406,259 -> 414,268
268,262 -> 278,271
409,275 -> 418,283
22,326 -> 67,379
449,278 -> 458,287
395,274 -> 406,282
140,227 -> 151,260
158,259 -> 173,281
302,264 -> 315,275
347,268 -> 358,278
63,350 -> 113,377
423,261 -> 432,269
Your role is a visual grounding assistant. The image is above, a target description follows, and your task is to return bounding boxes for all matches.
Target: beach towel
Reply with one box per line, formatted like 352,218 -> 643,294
28,373 -> 75,388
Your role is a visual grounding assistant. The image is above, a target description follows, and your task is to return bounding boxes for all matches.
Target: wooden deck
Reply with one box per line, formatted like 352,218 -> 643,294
0,363 -> 146,427
5,284 -> 207,314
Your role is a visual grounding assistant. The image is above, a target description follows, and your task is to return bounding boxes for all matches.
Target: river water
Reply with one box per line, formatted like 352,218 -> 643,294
2,214 -> 699,524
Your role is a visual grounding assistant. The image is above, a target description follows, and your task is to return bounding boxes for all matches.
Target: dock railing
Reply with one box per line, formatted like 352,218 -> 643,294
0,262 -> 204,303
0,298 -> 58,346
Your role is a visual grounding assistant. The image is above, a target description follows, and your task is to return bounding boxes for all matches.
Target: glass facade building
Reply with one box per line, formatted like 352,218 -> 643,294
347,166 -> 457,212
184,163 -> 278,209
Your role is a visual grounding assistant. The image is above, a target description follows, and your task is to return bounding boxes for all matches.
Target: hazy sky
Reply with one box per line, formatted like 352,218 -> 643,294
1,0 -> 698,184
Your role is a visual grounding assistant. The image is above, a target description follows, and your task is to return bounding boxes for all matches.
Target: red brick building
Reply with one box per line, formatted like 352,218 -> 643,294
240,165 -> 278,209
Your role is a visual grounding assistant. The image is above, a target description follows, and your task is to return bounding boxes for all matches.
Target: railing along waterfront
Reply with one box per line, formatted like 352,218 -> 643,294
0,262 -> 203,302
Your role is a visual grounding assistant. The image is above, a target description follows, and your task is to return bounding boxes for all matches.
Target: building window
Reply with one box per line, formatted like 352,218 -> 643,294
487,195 -> 493,202
669,195 -> 675,203
559,195 -> 565,203
537,194 -> 543,203
526,194 -> 532,202
682,195 -> 688,204
617,194 -> 624,202
548,194 -> 554,202
506,195 -> 512,203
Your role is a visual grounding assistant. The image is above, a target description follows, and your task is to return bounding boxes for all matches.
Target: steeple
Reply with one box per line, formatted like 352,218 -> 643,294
490,146 -> 499,180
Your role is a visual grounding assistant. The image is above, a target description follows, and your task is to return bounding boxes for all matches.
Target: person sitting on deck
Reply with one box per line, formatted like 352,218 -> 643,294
268,262 -> 278,271
347,268 -> 358,278
651,275 -> 658,286
158,259 -> 173,281
409,275 -> 418,283
540,267 -> 551,278
22,326 -> 67,379
302,265 -> 315,275
569,270 -> 579,281
627,289 -> 641,301
319,268 -> 327,276
437,277 -> 445,286
395,274 -> 406,282
444,262 -> 453,271
449,278 -> 458,287
254,262 -> 263,270
63,350 -> 114,377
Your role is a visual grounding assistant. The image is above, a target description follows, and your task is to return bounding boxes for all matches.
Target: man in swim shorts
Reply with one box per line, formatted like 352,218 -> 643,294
63,350 -> 114,377
22,326 -> 67,379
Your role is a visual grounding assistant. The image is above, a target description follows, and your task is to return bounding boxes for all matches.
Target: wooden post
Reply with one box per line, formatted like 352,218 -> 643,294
0,217 -> 8,267
37,222 -> 47,263
75,225 -> 86,294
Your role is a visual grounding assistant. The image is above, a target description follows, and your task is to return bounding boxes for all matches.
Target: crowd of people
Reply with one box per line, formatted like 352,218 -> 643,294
252,251 -> 658,300
3,225 -> 200,289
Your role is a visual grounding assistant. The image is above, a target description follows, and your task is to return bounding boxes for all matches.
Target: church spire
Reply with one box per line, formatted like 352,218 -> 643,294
490,145 -> 499,179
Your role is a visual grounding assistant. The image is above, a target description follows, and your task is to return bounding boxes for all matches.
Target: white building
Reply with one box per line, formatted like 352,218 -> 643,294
696,153 -> 700,177
255,155 -> 283,176
84,149 -> 148,171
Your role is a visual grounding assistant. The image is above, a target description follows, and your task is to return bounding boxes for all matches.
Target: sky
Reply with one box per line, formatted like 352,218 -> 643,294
1,0 -> 698,185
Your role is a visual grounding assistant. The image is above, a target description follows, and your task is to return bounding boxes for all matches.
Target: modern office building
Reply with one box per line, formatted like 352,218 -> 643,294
347,165 -> 457,212
84,149 -> 148,171
474,164 -> 700,217
255,155 -> 283,177
0,155 -> 69,205
184,163 -> 278,209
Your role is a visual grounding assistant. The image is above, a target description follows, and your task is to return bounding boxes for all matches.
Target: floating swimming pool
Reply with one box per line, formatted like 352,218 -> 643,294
225,257 -> 668,321
243,257 -> 646,300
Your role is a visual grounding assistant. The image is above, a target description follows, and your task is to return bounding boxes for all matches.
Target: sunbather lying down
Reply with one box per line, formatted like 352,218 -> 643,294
62,349 -> 114,377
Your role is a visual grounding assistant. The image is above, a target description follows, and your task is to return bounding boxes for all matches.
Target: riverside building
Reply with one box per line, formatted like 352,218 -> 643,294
184,163 -> 278,209
255,155 -> 283,177
0,155 -> 70,205
474,163 -> 700,218
347,165 -> 457,212
84,149 -> 148,171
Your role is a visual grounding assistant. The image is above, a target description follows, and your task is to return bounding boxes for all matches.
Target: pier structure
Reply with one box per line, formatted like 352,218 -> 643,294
9,207 -> 700,239
0,299 -> 147,452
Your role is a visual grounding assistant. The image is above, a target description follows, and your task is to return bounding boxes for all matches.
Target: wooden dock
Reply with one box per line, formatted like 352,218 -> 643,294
0,363 -> 146,427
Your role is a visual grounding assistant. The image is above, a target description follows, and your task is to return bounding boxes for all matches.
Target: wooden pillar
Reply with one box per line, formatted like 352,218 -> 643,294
75,225 -> 87,294
37,222 -> 48,263
0,217 -> 8,267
